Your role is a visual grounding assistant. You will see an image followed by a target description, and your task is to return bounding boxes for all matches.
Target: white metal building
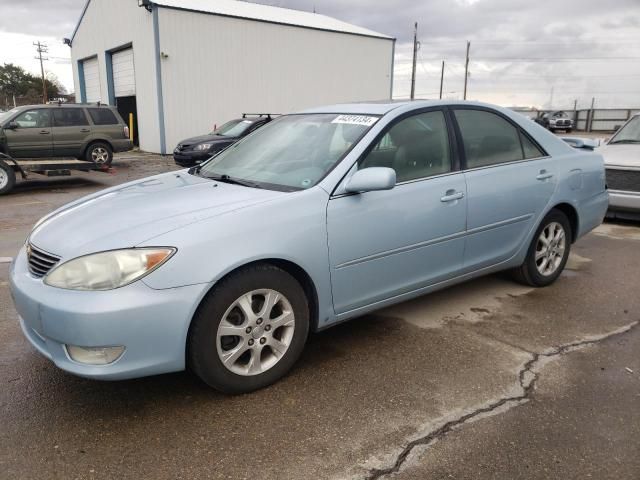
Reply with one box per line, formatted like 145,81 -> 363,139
69,0 -> 395,154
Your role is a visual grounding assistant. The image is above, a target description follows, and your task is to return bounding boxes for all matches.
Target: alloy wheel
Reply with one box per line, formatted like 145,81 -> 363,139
216,289 -> 295,376
91,147 -> 108,164
535,221 -> 566,276
0,169 -> 7,189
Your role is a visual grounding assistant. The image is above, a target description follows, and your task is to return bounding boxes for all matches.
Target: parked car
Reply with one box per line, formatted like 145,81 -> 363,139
10,101 -> 608,393
173,114 -> 273,167
598,113 -> 640,219
535,111 -> 574,132
0,104 -> 131,166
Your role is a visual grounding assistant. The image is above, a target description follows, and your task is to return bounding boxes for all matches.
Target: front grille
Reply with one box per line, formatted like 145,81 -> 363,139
606,168 -> 640,193
555,119 -> 570,126
27,244 -> 61,278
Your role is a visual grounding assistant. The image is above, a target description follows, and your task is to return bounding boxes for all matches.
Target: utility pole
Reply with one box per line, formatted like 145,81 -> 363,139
34,41 -> 49,104
410,22 -> 419,100
463,41 -> 470,100
439,60 -> 445,99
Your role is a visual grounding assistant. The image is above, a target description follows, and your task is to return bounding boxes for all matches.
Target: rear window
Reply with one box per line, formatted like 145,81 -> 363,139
87,108 -> 119,125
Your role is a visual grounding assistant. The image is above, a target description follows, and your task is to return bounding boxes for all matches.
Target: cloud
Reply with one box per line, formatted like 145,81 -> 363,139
0,0 -> 638,108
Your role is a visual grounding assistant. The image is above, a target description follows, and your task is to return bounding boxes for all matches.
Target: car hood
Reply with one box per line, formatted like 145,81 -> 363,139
178,133 -> 234,146
599,144 -> 640,168
29,171 -> 283,259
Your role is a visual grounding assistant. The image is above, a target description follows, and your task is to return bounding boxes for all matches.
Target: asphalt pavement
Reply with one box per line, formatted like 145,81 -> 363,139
0,154 -> 639,479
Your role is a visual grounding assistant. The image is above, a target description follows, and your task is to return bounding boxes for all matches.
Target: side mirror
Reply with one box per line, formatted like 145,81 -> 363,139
5,121 -> 18,130
344,167 -> 396,193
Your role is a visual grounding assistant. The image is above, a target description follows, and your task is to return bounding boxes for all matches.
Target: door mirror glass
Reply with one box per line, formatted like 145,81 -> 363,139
345,167 -> 396,193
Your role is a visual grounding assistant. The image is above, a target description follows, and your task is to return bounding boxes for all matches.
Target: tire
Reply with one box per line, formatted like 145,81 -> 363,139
85,141 -> 113,167
566,128 -> 573,133
512,209 -> 572,287
189,264 -> 310,394
0,159 -> 16,195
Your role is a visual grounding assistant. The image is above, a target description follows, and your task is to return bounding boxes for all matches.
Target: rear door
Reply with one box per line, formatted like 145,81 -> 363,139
52,108 -> 91,157
4,108 -> 53,158
453,107 -> 557,271
327,109 -> 467,314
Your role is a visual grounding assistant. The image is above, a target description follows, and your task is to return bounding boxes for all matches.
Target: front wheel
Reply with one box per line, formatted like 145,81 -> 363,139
513,210 -> 571,287
188,264 -> 309,394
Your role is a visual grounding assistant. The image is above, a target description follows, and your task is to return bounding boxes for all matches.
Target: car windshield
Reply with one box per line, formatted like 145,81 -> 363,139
609,116 -> 640,144
213,119 -> 254,137
0,108 -> 20,124
198,113 -> 378,191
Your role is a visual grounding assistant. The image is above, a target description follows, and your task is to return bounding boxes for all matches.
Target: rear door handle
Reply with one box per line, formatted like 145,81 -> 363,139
39,130 -> 50,135
440,190 -> 465,202
536,170 -> 553,181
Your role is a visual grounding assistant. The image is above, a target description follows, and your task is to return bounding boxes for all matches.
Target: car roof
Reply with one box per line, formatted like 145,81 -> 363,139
14,103 -> 114,110
299,99 -> 514,116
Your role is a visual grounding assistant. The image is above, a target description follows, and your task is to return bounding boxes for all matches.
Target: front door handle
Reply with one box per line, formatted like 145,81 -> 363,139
440,190 -> 465,202
80,128 -> 90,133
39,130 -> 50,135
536,170 -> 553,181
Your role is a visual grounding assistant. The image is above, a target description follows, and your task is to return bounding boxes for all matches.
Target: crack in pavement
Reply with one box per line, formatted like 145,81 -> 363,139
365,321 -> 640,480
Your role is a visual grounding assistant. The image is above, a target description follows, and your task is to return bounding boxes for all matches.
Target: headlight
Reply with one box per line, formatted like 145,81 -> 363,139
44,248 -> 176,291
194,143 -> 216,151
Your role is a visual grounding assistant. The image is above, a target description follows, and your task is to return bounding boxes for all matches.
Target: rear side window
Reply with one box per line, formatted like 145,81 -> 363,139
52,109 -> 88,127
455,109 -> 526,168
87,108 -> 118,125
520,132 -> 545,159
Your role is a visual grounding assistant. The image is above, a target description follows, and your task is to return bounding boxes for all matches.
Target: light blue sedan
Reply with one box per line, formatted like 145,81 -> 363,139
10,101 -> 608,393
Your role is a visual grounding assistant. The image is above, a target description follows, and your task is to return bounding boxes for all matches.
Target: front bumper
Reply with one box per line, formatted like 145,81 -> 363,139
173,151 -> 212,167
608,189 -> 640,212
9,246 -> 208,380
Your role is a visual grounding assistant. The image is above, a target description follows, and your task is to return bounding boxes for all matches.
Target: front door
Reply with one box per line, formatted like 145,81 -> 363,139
327,110 -> 467,315
452,108 -> 557,271
5,108 -> 53,158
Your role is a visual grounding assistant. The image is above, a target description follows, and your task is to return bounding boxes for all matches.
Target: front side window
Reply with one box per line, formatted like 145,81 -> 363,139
198,113 -> 377,191
13,109 -> 50,128
53,109 -> 89,127
88,108 -> 118,125
359,111 -> 451,183
609,116 -> 640,144
455,109 -> 527,168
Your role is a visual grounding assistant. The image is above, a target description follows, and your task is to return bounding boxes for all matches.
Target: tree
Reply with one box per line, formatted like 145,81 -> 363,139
0,63 -> 63,108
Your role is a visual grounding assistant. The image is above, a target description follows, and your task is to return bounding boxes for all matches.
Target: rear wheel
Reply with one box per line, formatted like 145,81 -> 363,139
189,264 -> 309,394
0,160 -> 16,195
513,210 -> 571,287
85,142 -> 113,167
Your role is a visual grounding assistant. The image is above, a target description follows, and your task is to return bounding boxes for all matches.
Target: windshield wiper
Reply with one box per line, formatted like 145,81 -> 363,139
202,173 -> 262,188
608,139 -> 640,144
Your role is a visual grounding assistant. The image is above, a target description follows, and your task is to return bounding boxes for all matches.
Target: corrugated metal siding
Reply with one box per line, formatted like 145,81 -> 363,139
70,0 -> 158,152
158,8 -> 393,151
82,57 -> 101,102
112,48 -> 136,97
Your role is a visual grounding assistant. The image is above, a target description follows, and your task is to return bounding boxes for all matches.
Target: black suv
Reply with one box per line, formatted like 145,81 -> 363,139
173,115 -> 273,167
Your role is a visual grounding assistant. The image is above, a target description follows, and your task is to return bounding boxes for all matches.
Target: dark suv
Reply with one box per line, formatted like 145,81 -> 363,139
0,103 -> 132,166
173,115 -> 273,167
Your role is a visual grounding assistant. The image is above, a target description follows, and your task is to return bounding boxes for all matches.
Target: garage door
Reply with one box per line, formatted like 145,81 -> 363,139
112,49 -> 136,97
83,57 -> 101,103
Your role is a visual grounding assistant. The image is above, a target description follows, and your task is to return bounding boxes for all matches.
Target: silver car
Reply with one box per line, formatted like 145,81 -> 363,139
599,114 -> 640,219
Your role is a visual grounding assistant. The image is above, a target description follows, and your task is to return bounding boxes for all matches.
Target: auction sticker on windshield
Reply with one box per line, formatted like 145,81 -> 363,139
331,115 -> 378,127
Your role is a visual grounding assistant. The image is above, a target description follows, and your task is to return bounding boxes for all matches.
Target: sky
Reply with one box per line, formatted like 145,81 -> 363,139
0,0 -> 639,109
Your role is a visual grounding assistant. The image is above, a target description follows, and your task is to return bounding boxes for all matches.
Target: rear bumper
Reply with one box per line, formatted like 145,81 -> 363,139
9,246 -> 208,380
112,138 -> 133,153
576,190 -> 609,239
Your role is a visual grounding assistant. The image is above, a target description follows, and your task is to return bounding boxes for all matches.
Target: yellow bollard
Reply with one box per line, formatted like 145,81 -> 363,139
129,113 -> 134,142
